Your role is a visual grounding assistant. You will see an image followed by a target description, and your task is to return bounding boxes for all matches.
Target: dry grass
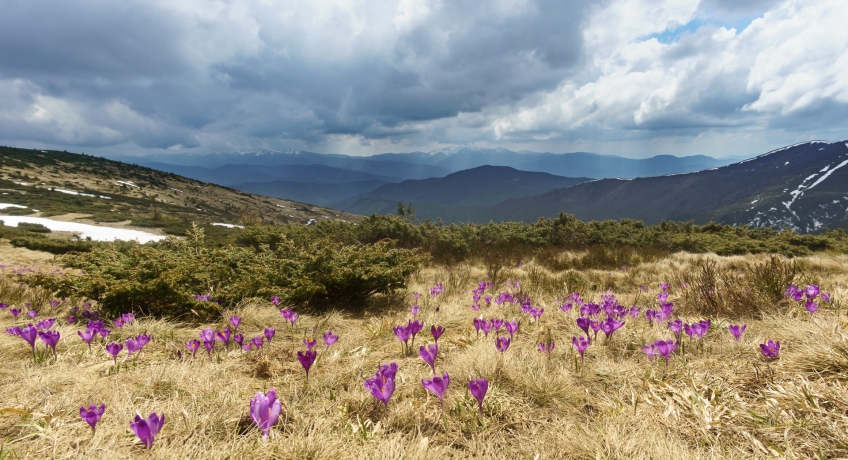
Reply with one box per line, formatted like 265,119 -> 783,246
1,251 -> 848,459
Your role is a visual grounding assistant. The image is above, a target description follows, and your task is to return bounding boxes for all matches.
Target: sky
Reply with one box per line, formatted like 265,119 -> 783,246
0,0 -> 846,159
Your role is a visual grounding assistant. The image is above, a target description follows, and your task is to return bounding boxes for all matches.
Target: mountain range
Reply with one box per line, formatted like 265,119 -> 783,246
331,166 -> 591,221
465,140 -> 848,232
106,147 -> 739,207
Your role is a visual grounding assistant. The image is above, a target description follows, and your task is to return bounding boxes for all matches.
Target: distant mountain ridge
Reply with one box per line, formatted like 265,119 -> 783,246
332,166 -> 592,222
468,140 -> 848,232
107,147 -> 737,181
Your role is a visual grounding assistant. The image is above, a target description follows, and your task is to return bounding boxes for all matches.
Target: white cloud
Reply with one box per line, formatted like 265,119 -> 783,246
488,0 -> 848,153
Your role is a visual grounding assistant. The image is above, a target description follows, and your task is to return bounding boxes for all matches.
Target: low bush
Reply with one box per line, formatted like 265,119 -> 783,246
26,225 -> 422,318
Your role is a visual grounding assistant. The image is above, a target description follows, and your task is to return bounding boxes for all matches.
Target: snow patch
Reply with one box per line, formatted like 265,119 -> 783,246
211,223 -> 244,229
0,216 -> 166,243
0,203 -> 27,210
116,180 -> 139,188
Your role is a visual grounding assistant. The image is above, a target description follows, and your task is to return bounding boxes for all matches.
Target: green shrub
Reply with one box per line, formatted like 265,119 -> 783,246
32,225 -> 422,318
17,222 -> 51,233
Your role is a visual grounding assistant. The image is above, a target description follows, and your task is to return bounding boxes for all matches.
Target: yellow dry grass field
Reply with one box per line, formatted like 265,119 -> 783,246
1,252 -> 848,459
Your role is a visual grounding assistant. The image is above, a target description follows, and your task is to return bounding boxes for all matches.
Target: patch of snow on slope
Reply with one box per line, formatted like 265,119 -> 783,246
0,216 -> 166,243
0,203 -> 27,210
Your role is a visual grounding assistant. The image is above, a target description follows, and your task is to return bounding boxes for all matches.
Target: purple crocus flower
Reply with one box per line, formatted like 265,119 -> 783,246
297,350 -> 317,382
19,324 -> 38,354
251,336 -> 264,349
472,318 -> 483,336
323,331 -> 338,349
250,389 -> 282,440
105,342 -> 123,365
122,313 -> 135,324
264,327 -> 276,343
468,378 -> 489,416
655,339 -> 677,366
271,296 -> 281,306
38,330 -> 60,359
279,308 -> 298,327
576,317 -> 591,335
229,316 -> 242,331
505,320 -> 520,338
233,333 -> 245,348
77,329 -> 97,350
805,301 -> 819,316
202,339 -> 215,356
760,340 -> 780,359
6,326 -> 22,337
560,302 -> 573,313
600,317 -> 624,339
495,336 -> 510,354
805,284 -> 820,299
393,324 -> 411,351
27,310 -> 37,319
728,324 -> 747,341
408,319 -> 424,345
538,341 -> 555,353
113,318 -> 125,330
126,338 -> 143,357
422,372 -> 450,408
199,329 -> 215,343
410,305 -> 420,319
186,339 -> 201,358
35,318 -> 55,330
572,336 -> 590,363
480,320 -> 493,337
668,320 -> 683,340
216,329 -> 232,350
821,292 -> 832,303
419,343 -> 438,374
303,337 -> 317,351
641,344 -> 659,362
80,403 -> 105,433
98,328 -> 111,339
87,320 -> 104,332
490,319 -> 503,332
130,412 -> 165,450
67,316 -> 77,324
430,325 -> 444,343
9,308 -> 20,318
364,363 -> 397,406
0,303 -> 6,310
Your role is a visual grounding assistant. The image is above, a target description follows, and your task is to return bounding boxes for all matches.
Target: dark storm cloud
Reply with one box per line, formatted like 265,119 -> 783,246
0,0 -> 844,156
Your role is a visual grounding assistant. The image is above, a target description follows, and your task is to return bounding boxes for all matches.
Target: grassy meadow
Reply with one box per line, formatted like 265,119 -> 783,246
1,246 -> 848,459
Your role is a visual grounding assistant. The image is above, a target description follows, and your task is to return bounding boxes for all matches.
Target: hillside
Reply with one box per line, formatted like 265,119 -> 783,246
474,140 -> 848,231
0,147 -> 361,236
332,166 -> 591,221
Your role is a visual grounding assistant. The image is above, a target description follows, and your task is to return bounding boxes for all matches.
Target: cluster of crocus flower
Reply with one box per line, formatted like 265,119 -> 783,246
786,283 -> 831,316
393,319 -> 424,353
642,339 -> 677,366
7,319 -> 61,360
683,320 -> 711,341
130,412 -> 165,449
364,363 -> 398,406
430,283 -> 444,297
279,308 -> 299,327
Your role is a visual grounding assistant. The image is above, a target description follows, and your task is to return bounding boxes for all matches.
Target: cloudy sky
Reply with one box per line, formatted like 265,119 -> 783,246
0,0 -> 845,158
